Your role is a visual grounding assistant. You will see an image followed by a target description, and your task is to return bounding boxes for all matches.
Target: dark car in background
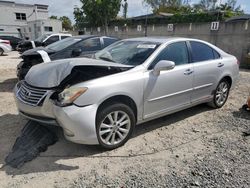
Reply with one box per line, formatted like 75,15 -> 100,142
0,36 -> 24,50
16,33 -> 72,53
17,35 -> 119,79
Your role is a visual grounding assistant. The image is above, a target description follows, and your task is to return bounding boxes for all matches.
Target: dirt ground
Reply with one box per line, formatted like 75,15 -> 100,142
0,51 -> 249,188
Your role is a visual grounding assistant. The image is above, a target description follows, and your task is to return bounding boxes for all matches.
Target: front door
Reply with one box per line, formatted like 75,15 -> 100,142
143,41 -> 194,119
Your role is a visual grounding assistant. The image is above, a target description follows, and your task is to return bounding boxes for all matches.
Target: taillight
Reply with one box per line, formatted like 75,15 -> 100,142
236,59 -> 240,65
1,40 -> 10,45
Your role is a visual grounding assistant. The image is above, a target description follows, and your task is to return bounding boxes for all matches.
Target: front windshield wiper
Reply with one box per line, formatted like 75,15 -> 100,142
98,56 -> 115,63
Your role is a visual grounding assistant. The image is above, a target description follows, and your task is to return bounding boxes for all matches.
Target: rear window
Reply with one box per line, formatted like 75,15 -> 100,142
190,41 -> 220,62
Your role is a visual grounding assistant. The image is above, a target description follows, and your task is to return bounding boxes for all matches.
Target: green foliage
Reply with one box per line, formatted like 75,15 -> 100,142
50,15 -> 58,19
76,0 -> 121,33
122,0 -> 128,19
144,0 -> 185,11
60,16 -> 72,31
73,7 -> 87,29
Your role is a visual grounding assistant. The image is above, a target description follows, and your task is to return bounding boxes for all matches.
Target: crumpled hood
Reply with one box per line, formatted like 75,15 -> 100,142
25,58 -> 133,88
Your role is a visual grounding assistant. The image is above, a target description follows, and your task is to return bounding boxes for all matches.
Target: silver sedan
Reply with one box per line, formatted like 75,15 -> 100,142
14,37 -> 239,149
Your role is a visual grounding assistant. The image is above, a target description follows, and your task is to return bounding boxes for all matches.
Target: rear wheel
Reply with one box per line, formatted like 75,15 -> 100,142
208,79 -> 230,108
96,103 -> 135,150
0,48 -> 3,56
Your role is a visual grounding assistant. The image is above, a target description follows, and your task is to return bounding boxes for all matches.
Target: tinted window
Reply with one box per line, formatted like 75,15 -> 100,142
46,37 -> 81,51
76,38 -> 102,51
44,36 -> 59,45
61,36 -> 70,40
151,42 -> 189,68
103,38 -> 118,48
190,41 -> 217,62
213,49 -> 221,59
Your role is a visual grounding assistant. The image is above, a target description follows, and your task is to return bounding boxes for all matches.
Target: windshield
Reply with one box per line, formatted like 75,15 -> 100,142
95,40 -> 161,66
35,34 -> 50,42
46,37 -> 81,51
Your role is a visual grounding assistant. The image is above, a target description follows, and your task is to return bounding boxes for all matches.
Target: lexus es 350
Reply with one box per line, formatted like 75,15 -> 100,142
14,37 -> 239,149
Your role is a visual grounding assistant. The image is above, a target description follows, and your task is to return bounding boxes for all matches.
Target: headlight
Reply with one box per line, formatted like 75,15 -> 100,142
58,87 -> 88,106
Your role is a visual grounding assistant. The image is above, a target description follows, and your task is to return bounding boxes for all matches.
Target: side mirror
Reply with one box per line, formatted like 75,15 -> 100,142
72,48 -> 82,57
153,60 -> 175,76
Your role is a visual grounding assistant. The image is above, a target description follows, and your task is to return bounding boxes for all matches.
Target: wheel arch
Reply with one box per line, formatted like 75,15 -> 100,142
96,95 -> 138,123
220,75 -> 232,88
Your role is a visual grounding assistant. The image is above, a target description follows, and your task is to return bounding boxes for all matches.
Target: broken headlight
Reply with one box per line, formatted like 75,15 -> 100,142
58,87 -> 88,106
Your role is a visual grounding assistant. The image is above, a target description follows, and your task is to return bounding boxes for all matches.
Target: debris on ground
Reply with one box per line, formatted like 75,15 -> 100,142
5,121 -> 58,168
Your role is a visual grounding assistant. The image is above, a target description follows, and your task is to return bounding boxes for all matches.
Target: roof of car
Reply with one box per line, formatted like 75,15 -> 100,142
71,35 -> 97,39
125,37 -> 189,43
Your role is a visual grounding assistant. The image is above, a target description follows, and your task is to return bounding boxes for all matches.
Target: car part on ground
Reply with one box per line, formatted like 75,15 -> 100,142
16,35 -> 119,80
14,37 -> 239,149
5,121 -> 58,168
242,93 -> 250,111
16,33 -> 72,53
0,39 -> 12,55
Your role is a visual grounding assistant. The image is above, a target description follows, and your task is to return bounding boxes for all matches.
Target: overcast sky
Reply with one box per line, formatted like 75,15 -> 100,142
14,0 -> 250,22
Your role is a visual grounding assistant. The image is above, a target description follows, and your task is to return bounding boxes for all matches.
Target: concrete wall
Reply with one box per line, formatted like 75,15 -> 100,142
89,20 -> 250,67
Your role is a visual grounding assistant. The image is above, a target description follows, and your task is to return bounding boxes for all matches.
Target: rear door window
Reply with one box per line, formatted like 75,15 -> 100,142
76,38 -> 102,51
190,41 -> 220,62
44,36 -> 59,45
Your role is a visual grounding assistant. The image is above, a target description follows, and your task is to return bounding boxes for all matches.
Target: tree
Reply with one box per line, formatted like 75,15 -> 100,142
60,16 -> 72,31
144,0 -> 185,11
50,15 -> 58,19
77,0 -> 122,35
74,7 -> 87,30
122,0 -> 128,19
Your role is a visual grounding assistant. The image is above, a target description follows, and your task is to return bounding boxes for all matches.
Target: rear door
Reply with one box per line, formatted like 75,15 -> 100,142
189,41 -> 222,103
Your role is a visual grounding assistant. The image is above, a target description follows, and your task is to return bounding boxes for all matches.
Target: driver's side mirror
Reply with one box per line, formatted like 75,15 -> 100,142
72,48 -> 82,57
153,60 -> 175,76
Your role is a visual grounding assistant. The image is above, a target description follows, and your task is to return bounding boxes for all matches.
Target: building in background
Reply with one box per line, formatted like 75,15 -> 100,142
0,0 -> 62,40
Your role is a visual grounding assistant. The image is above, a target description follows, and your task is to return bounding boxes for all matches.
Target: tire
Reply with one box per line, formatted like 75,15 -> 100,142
96,103 -> 135,150
242,104 -> 250,111
208,79 -> 230,108
0,48 -> 3,56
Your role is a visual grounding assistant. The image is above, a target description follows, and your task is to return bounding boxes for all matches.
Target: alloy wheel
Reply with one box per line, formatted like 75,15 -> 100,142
99,111 -> 131,146
215,81 -> 229,106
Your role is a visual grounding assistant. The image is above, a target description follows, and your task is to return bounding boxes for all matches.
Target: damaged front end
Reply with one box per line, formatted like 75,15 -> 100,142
14,58 -> 133,144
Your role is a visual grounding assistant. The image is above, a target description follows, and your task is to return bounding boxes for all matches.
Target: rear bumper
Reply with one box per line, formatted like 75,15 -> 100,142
14,85 -> 99,145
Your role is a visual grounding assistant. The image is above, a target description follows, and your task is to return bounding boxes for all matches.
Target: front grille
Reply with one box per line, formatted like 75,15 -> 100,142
17,81 -> 49,106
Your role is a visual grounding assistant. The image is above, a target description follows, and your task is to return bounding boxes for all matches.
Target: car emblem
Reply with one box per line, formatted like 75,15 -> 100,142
23,89 -> 31,97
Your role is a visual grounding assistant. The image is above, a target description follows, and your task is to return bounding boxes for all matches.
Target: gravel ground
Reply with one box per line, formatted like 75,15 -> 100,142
0,51 -> 249,188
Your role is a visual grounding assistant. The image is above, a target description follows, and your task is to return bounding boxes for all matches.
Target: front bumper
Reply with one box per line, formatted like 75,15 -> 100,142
14,85 -> 99,145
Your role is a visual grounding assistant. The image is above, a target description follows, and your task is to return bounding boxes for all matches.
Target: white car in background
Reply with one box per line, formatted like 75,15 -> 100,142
0,39 -> 12,56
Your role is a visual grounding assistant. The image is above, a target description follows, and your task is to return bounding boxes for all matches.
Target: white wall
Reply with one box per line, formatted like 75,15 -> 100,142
0,1 -> 49,37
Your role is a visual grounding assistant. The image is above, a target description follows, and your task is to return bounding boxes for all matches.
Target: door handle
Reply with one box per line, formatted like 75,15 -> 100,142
184,69 -> 194,75
218,63 -> 224,67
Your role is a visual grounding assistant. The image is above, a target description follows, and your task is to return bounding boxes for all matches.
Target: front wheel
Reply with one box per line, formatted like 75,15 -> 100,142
96,103 -> 135,150
208,79 -> 230,108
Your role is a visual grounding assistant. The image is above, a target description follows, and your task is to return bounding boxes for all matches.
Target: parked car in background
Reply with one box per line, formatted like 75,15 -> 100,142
16,33 -> 72,53
0,36 -> 24,50
16,35 -> 119,79
0,39 -> 12,56
14,37 -> 239,149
